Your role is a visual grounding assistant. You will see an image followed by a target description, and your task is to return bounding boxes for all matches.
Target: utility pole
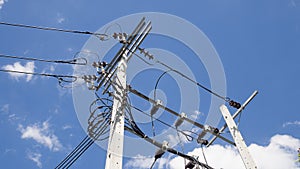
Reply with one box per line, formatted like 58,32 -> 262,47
104,53 -> 127,169
104,18 -> 152,169
219,104 -> 257,169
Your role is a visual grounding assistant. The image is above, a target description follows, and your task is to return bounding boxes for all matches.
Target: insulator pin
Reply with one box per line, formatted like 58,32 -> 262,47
229,100 -> 241,109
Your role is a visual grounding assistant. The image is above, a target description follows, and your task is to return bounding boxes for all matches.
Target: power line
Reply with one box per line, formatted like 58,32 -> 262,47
124,118 -> 214,169
134,47 -> 244,108
0,21 -> 108,39
0,69 -> 78,83
0,54 -> 87,65
129,104 -> 196,141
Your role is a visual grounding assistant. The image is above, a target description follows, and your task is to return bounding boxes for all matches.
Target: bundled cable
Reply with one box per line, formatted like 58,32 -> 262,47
55,94 -> 113,169
88,97 -> 113,140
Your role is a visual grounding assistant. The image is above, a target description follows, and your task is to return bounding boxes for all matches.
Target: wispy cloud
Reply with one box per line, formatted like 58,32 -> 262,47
283,120 -> 300,127
27,152 -> 42,168
4,148 -> 16,155
62,124 -> 72,130
0,0 -> 7,10
289,0 -> 300,8
2,61 -> 35,82
125,154 -> 154,169
1,104 -> 9,114
56,13 -> 65,24
18,121 -> 62,151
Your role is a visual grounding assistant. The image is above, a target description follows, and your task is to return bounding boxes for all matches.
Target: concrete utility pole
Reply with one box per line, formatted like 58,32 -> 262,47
104,18 -> 152,169
220,105 -> 257,169
104,54 -> 127,169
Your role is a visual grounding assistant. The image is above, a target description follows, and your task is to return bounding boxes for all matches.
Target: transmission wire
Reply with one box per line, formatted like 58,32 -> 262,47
0,54 -> 87,65
0,69 -> 77,81
0,21 -> 108,38
129,104 -> 196,141
134,47 -> 231,102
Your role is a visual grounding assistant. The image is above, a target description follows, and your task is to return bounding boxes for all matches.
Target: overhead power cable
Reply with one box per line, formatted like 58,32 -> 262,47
0,21 -> 108,39
56,94 -> 112,169
55,135 -> 93,169
0,69 -> 77,81
0,54 -> 87,65
124,118 -> 214,169
132,47 -> 242,109
0,69 -> 79,88
128,85 -> 236,145
129,104 -> 196,141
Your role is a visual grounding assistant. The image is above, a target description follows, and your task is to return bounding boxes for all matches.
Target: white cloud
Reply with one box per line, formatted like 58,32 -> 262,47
1,104 -> 9,114
0,0 -> 7,10
191,110 -> 203,120
125,154 -> 154,169
168,134 -> 300,169
4,148 -> 16,155
67,47 -> 73,52
18,121 -> 62,152
125,153 -> 175,169
27,152 -> 42,168
62,124 -> 72,130
283,120 -> 300,127
50,65 -> 55,72
2,61 -> 35,81
56,13 -> 65,24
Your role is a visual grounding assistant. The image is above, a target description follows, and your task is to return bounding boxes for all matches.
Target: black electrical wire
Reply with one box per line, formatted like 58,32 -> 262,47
150,70 -> 171,138
55,135 -> 92,169
151,114 -> 156,137
147,69 -> 170,137
56,104 -> 111,169
124,118 -> 214,169
176,127 -> 187,167
134,48 -> 233,103
156,60 -> 230,102
201,144 -> 209,167
153,70 -> 172,101
0,21 -> 108,38
0,54 -> 87,65
123,95 -> 213,169
0,69 -> 78,82
56,115 -> 110,168
129,104 -> 196,142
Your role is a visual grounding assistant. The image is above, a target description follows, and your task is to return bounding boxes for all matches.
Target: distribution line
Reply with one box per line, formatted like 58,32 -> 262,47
0,54 -> 87,65
124,120 -> 214,169
129,104 -> 197,141
133,47 -> 239,104
0,21 -> 108,38
128,85 -> 236,146
124,98 -> 213,169
0,69 -> 78,83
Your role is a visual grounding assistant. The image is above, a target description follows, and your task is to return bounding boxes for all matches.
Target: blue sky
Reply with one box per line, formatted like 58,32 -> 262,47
0,1 -> 300,169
